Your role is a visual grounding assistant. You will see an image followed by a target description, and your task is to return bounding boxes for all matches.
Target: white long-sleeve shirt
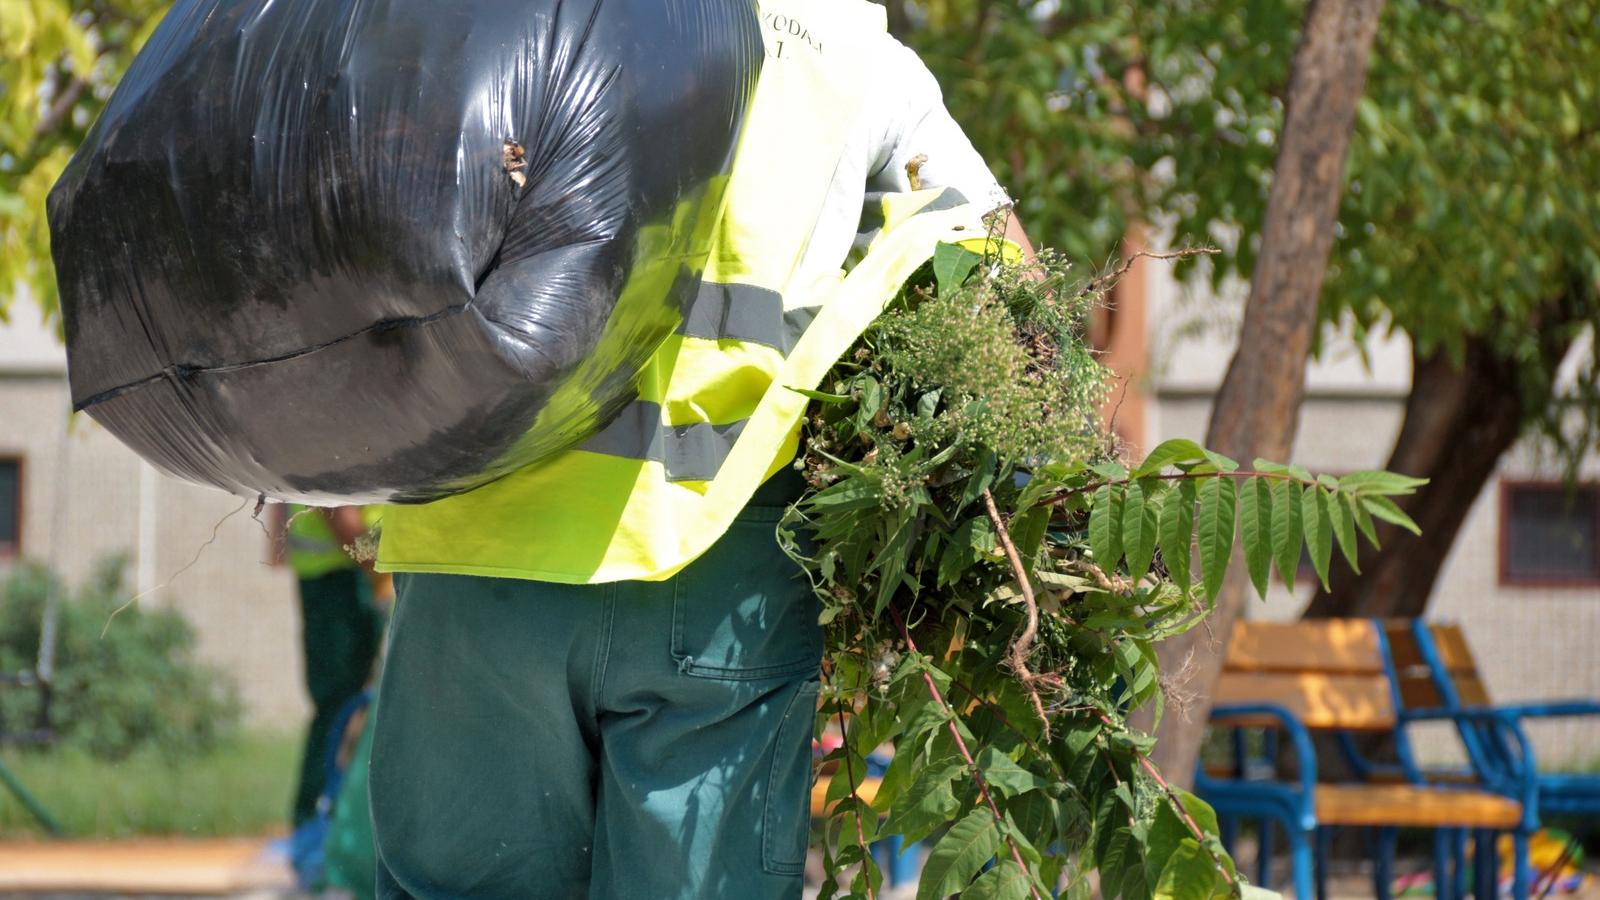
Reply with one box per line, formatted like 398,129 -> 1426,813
795,28 -> 1011,284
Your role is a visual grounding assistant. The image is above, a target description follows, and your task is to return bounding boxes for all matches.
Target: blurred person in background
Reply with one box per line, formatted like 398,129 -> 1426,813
269,504 -> 386,828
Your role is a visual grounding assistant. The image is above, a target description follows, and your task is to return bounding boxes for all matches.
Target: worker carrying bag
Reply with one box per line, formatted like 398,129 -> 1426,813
48,0 -> 761,503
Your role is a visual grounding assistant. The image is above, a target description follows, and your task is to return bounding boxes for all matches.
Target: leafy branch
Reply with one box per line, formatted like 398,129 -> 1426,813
785,241 -> 1419,898
893,609 -> 1046,900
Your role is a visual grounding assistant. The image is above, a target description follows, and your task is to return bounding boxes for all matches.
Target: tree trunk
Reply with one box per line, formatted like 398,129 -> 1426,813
1146,0 -> 1386,786
1306,295 -> 1587,618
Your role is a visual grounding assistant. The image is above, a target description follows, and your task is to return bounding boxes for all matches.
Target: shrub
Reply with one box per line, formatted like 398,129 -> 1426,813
0,557 -> 241,759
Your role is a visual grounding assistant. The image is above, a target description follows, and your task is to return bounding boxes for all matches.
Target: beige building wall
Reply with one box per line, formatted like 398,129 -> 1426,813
0,302 -> 307,730
1143,261 -> 1600,768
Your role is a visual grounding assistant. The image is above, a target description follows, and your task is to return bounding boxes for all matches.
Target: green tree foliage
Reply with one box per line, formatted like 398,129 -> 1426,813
789,246 -> 1416,897
0,0 -> 170,322
898,0 -> 1599,455
0,557 -> 241,759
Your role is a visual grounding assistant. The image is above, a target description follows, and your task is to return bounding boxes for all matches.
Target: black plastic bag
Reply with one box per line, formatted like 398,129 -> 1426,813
49,0 -> 761,503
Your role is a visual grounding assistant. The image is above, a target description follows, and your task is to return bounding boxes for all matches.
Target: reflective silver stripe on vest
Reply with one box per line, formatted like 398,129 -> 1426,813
855,186 -> 969,250
286,534 -> 338,554
678,282 -> 820,355
601,189 -> 968,480
580,400 -> 749,482
592,281 -> 823,480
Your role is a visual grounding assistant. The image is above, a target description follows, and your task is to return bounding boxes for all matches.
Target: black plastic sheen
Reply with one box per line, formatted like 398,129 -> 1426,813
49,0 -> 761,503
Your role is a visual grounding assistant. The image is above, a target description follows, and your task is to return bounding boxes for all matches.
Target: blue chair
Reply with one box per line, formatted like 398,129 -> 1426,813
1407,620 -> 1600,818
1196,619 -> 1536,900
1388,620 -> 1600,896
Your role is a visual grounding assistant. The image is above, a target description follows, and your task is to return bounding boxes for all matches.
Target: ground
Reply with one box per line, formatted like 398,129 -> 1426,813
0,838 -> 1595,899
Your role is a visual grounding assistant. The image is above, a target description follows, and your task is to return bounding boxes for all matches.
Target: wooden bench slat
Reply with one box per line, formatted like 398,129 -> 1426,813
1214,671 -> 1396,731
1362,770 -> 1482,786
1383,620 -> 1427,671
1398,674 -> 1446,710
1428,625 -> 1483,674
1383,621 -> 1479,672
1226,620 -> 1386,675
1314,784 -> 1521,829
1450,674 -> 1492,707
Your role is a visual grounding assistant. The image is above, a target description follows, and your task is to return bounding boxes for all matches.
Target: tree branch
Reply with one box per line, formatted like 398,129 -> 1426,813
981,488 -> 1051,737
33,77 -> 88,138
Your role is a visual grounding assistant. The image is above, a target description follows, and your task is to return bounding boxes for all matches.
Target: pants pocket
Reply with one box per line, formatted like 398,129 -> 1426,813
670,514 -> 822,680
763,679 -> 821,875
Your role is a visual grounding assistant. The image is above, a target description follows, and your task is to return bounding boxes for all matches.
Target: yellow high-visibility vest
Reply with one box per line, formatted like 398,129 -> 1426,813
376,0 -> 1008,584
285,505 -> 355,579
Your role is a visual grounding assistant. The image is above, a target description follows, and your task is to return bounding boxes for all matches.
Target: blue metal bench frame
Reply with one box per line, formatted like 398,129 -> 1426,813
1195,621 -> 1537,900
1410,619 -> 1600,819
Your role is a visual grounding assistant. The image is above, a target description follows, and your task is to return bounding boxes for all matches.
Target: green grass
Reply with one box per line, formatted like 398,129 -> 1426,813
0,731 -> 300,838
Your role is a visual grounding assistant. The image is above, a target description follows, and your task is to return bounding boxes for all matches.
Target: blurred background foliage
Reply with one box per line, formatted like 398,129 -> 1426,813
0,0 -> 170,324
0,557 -> 240,759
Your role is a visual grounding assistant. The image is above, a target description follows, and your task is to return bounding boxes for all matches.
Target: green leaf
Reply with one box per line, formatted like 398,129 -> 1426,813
918,808 -> 1003,900
961,860 -> 1034,900
1201,450 -> 1239,472
958,449 -> 1000,514
1303,486 -> 1334,591
786,386 -> 852,404
1349,492 -> 1381,547
1134,439 -> 1208,476
977,746 -> 1052,797
887,756 -> 965,845
1337,471 -> 1429,495
1008,506 -> 1050,567
1159,480 -> 1196,589
1114,638 -> 1159,706
825,750 -> 871,807
1122,853 -> 1154,900
808,477 -> 884,512
1362,494 -> 1422,535
1328,488 -> 1362,575
1238,477 -> 1273,600
1153,839 -> 1221,900
1123,479 -> 1162,583
1168,787 -> 1220,837
1006,790 -> 1059,848
1196,476 -> 1238,603
1099,828 -> 1135,900
1090,483 -> 1126,572
1090,460 -> 1130,480
932,242 -> 985,296
1270,478 -> 1303,592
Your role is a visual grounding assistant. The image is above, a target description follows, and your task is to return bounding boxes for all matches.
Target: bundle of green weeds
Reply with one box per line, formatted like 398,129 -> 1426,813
778,240 -> 1214,899
779,239 -> 1420,899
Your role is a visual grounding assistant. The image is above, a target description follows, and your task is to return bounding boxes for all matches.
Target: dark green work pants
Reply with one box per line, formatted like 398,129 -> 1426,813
294,567 -> 384,826
369,500 -> 823,899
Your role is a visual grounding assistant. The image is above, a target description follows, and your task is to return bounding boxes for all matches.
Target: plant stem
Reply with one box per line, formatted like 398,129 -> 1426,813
1036,468 -> 1323,508
1093,711 -> 1235,887
835,704 -> 878,900
945,677 -> 1066,782
980,488 -> 1051,737
1076,247 -> 1220,299
892,608 -> 1046,900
